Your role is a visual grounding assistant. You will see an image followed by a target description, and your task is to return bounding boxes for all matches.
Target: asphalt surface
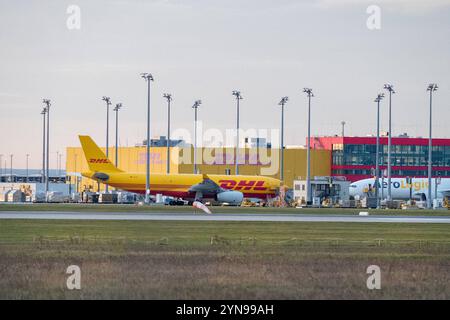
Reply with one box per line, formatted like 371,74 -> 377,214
0,211 -> 450,223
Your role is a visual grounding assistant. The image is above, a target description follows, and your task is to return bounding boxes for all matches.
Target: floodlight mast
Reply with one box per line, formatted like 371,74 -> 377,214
232,91 -> 243,175
303,88 -> 314,205
163,93 -> 173,174
427,83 -> 438,209
26,154 -> 30,183
113,103 -> 122,168
141,73 -> 154,204
341,121 -> 346,137
383,84 -> 395,202
56,151 -> 59,178
42,99 -> 51,200
41,107 -> 47,184
102,96 -> 112,193
279,97 -> 289,181
192,100 -> 202,174
59,153 -> 62,178
9,154 -> 13,182
374,93 -> 385,208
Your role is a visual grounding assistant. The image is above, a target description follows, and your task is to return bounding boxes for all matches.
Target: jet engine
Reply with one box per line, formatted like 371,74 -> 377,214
93,172 -> 110,182
216,190 -> 244,205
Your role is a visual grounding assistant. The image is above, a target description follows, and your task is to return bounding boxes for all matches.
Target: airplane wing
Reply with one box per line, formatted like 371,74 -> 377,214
188,174 -> 224,194
188,174 -> 225,213
188,174 -> 244,207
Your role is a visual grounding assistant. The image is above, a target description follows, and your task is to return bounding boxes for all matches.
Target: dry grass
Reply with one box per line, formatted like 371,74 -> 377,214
0,220 -> 449,299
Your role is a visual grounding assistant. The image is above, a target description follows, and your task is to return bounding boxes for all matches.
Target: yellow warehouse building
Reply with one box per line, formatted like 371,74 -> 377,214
66,146 -> 331,192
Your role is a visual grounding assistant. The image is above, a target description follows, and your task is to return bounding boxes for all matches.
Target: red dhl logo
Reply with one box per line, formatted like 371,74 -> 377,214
219,180 -> 267,191
89,158 -> 110,164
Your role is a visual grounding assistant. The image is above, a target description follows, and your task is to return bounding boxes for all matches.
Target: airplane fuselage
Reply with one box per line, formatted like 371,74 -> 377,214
350,177 -> 450,200
82,171 -> 280,200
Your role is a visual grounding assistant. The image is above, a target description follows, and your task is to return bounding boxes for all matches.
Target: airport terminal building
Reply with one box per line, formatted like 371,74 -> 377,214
310,135 -> 450,182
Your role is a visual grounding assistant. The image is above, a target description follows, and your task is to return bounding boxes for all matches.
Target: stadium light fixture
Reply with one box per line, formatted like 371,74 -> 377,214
141,73 -> 154,204
278,96 -> 289,181
383,84 -> 395,202
232,91 -> 243,175
192,100 -> 202,174
102,96 -> 112,193
374,93 -> 385,208
42,99 -> 51,199
40,107 -> 47,184
427,83 -> 438,209
113,103 -> 122,168
303,88 -> 314,205
163,93 -> 173,174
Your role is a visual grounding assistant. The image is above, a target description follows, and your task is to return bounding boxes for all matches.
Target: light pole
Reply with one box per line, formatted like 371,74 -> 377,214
9,154 -> 13,182
278,97 -> 288,181
163,93 -> 173,174
26,154 -> 30,183
303,88 -> 314,205
59,153 -> 63,178
427,83 -> 438,209
56,151 -> 59,179
406,176 -> 412,203
383,84 -> 395,202
192,100 -> 202,174
41,107 -> 46,184
102,96 -> 112,193
141,73 -> 154,204
114,103 -> 122,168
74,153 -> 78,193
341,121 -> 346,137
435,176 -> 441,206
232,90 -> 243,175
374,93 -> 384,208
43,99 -> 51,196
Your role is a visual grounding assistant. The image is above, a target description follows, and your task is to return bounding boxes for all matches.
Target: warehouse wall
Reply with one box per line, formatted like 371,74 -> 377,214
66,146 -> 179,192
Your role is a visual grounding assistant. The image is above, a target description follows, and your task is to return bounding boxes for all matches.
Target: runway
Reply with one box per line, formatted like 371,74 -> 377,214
1,211 -> 450,224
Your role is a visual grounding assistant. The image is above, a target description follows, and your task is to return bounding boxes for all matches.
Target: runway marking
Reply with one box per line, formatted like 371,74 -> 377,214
0,211 -> 450,223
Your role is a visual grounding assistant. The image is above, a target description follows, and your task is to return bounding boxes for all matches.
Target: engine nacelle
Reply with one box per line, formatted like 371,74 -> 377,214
216,190 -> 244,205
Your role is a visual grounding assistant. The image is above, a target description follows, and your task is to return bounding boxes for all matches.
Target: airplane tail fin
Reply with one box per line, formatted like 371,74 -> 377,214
78,135 -> 123,173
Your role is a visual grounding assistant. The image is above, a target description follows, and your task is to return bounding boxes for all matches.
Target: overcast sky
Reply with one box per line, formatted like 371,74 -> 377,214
0,0 -> 449,169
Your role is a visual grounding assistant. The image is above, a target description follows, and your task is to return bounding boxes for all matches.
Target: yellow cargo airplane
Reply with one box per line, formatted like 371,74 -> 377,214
79,135 -> 281,205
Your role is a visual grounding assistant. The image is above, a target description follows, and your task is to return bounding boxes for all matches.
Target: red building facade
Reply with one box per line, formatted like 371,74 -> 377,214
310,136 -> 450,182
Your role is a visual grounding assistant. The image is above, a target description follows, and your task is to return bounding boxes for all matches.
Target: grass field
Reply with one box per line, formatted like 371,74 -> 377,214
1,202 -> 450,216
0,219 -> 449,299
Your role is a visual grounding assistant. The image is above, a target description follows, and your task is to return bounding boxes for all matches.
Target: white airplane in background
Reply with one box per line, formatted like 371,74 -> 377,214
349,177 -> 450,201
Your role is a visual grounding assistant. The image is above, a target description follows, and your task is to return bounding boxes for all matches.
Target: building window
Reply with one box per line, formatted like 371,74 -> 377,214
332,144 -> 450,168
